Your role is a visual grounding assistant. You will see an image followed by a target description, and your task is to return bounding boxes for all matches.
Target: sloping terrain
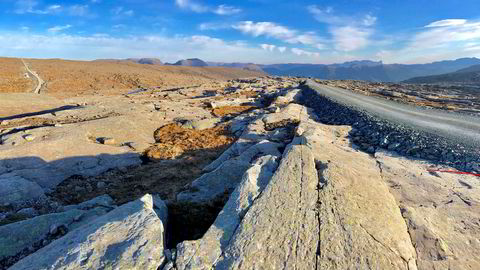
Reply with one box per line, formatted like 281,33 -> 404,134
0,58 -> 32,93
404,64 -> 480,83
0,58 -> 262,98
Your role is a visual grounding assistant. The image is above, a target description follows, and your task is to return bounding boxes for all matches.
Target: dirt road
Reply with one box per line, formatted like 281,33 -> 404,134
21,59 -> 44,94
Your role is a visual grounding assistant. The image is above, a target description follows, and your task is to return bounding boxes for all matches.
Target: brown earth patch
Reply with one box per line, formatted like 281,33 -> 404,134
212,105 -> 257,117
0,58 -> 32,93
51,123 -> 236,205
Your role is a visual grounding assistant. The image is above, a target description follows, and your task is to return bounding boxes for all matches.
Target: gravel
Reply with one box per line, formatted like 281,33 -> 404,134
300,80 -> 480,173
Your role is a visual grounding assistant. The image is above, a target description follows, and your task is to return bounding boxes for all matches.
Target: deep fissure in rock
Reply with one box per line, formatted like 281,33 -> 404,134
165,191 -> 231,249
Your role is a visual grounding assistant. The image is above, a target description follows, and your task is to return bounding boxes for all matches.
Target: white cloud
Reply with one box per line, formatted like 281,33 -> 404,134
198,22 -> 230,31
214,5 -> 241,15
68,5 -> 89,16
330,26 -> 372,51
14,1 -> 92,17
15,1 -> 62,15
411,20 -> 480,49
363,15 -> 377,27
111,7 -> 134,17
425,19 -> 467,28
233,21 -> 324,47
175,0 -> 208,13
308,5 -> 376,52
14,0 -> 37,14
47,24 -> 72,33
112,24 -> 126,29
176,0 -> 240,15
278,46 -> 286,53
374,19 -> 480,63
0,32 -> 336,64
307,5 -> 346,25
20,26 -> 30,31
261,44 -> 276,51
291,48 -> 320,57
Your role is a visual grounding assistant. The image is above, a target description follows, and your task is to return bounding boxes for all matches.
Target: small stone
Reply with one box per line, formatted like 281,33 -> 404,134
164,249 -> 173,261
0,120 -> 9,126
17,208 -> 38,217
54,123 -> 63,127
49,224 -> 58,235
96,181 -> 106,189
23,134 -> 35,142
98,137 -> 116,145
388,142 -> 401,150
366,146 -> 375,154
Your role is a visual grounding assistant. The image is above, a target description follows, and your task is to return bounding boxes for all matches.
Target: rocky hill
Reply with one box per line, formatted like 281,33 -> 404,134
208,62 -> 264,72
168,58 -> 208,67
404,64 -> 480,83
94,57 -> 163,65
0,58 -> 262,98
0,75 -> 478,269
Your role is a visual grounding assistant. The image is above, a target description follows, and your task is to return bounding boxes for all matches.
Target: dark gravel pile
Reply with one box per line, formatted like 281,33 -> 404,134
299,84 -> 480,173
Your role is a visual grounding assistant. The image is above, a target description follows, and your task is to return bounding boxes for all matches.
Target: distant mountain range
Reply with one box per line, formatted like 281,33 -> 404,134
94,58 -> 163,65
207,62 -> 264,72
404,64 -> 480,84
260,58 -> 480,82
92,57 -> 480,82
165,58 -> 208,67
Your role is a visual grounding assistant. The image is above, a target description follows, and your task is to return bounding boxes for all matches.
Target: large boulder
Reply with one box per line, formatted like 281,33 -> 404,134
10,194 -> 168,270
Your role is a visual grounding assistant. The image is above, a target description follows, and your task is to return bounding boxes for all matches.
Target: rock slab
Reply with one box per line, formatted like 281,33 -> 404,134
10,194 -> 168,270
214,144 -> 319,269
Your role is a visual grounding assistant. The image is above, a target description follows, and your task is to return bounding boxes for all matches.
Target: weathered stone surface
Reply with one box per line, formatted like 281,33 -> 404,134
262,103 -> 315,128
175,155 -> 279,270
214,144 -> 319,269
297,121 -> 418,270
0,173 -> 46,208
0,150 -> 141,189
204,118 -> 268,172
272,88 -> 303,105
375,151 -> 480,269
10,194 -> 168,270
181,118 -> 221,130
62,194 -> 116,212
177,140 -> 282,203
0,209 -> 85,261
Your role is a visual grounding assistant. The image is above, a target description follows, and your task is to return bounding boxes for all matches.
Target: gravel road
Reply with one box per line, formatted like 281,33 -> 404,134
301,79 -> 480,172
21,59 -> 44,94
305,79 -> 480,148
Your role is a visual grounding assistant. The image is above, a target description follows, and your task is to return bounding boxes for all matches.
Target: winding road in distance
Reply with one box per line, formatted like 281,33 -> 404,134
21,59 -> 44,94
305,79 -> 480,148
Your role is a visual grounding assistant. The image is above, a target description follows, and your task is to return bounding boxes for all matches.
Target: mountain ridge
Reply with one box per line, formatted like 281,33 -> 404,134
403,64 -> 480,84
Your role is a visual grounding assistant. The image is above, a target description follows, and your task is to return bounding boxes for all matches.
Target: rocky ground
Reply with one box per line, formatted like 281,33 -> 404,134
317,79 -> 480,115
0,75 -> 479,269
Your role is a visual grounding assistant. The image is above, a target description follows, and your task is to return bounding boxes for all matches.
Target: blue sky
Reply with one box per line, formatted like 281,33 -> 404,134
0,0 -> 479,64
